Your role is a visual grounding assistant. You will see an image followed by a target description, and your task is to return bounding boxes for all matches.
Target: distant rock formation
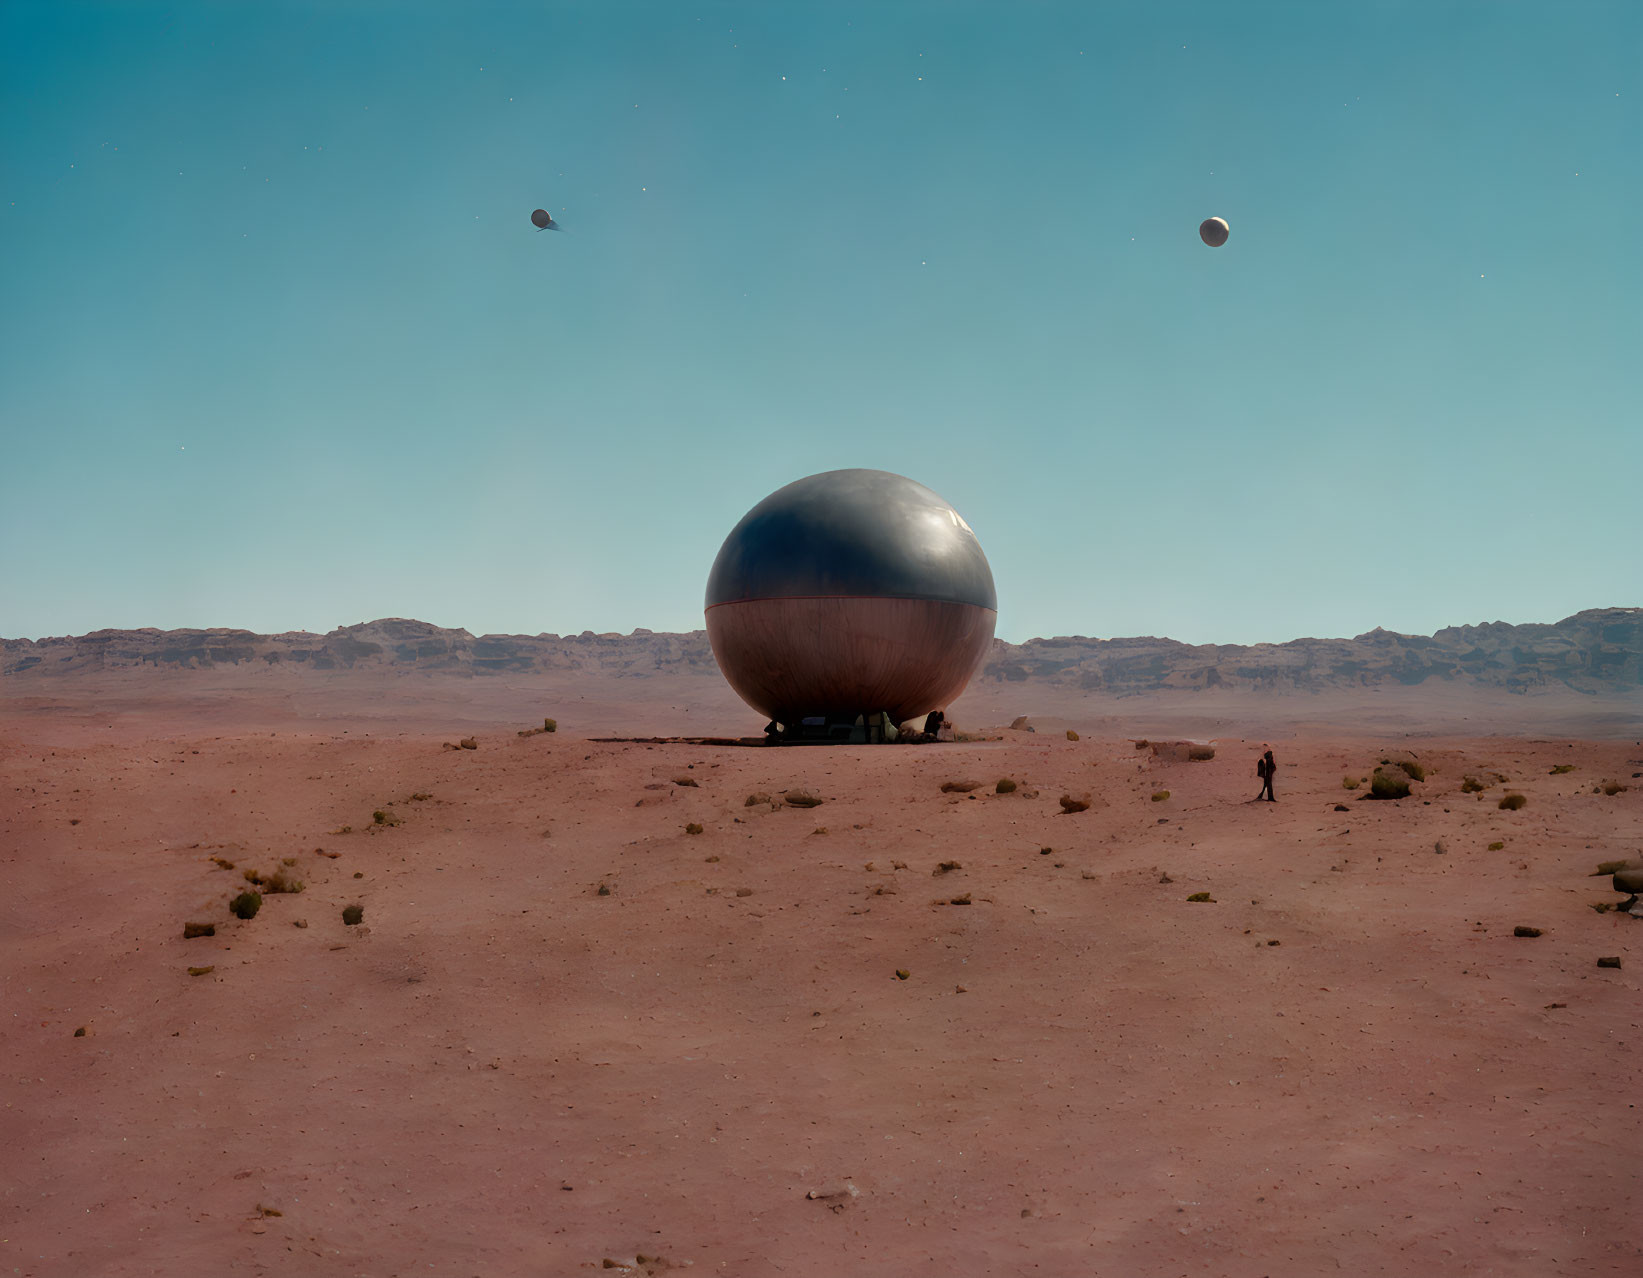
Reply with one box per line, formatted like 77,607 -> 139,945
977,608 -> 1641,697
3,609 -> 1639,696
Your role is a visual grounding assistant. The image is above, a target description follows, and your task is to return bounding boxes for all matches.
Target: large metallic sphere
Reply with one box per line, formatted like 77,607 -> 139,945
1199,216 -> 1229,247
705,469 -> 997,724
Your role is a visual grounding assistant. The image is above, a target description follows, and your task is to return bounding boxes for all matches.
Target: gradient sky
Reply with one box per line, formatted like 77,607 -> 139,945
3,1 -> 1638,645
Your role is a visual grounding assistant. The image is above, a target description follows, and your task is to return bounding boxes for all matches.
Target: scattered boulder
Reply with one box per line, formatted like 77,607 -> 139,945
745,792 -> 771,807
784,791 -> 823,808
940,780 -> 981,793
995,778 -> 1018,794
1597,956 -> 1622,969
1066,729 -> 1080,741
342,904 -> 364,925
1513,926 -> 1543,938
1369,768 -> 1411,800
1612,867 -> 1643,894
459,737 -> 478,750
1059,794 -> 1091,814
949,893 -> 972,906
673,777 -> 699,788
188,965 -> 214,977
1009,716 -> 1033,732
1333,803 -> 1349,812
183,922 -> 216,939
1187,892 -> 1215,903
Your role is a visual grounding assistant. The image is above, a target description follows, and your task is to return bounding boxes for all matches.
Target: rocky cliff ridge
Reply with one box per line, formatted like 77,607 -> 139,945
4,609 -> 1638,696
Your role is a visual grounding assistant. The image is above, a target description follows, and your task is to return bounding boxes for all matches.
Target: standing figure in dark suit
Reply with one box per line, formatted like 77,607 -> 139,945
1256,748 -> 1277,802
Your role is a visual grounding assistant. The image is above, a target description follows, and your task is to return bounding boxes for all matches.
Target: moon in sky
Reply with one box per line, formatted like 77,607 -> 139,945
1199,216 -> 1229,247
530,208 -> 559,231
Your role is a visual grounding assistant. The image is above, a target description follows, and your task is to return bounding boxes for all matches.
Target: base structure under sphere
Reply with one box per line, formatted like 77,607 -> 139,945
705,469 -> 997,730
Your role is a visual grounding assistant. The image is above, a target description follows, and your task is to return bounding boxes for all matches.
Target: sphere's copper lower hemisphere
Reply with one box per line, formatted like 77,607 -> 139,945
705,597 -> 997,724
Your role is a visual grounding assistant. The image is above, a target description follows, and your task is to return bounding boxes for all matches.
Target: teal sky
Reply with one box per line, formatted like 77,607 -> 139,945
3,1 -> 1638,645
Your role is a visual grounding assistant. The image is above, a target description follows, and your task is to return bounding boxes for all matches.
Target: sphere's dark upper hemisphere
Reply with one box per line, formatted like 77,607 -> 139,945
706,470 -> 997,611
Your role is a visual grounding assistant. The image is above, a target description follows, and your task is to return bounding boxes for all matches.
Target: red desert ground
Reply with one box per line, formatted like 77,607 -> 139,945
3,612 -> 1639,1277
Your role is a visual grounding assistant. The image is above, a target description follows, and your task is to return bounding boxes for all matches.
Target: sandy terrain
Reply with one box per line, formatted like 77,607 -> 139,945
3,677 -> 1640,1276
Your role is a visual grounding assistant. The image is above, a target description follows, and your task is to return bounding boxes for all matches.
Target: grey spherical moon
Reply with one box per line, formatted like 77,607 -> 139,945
1199,216 -> 1229,248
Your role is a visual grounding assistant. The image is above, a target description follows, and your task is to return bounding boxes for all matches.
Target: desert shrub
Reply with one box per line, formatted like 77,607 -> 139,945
784,791 -> 823,808
745,792 -> 771,807
1498,793 -> 1527,810
1488,841 -> 1505,851
210,855 -> 235,870
995,778 -> 1017,794
1188,746 -> 1215,761
372,809 -> 401,827
1461,776 -> 1486,793
342,904 -> 364,926
1186,892 -> 1214,902
230,891 -> 262,920
1550,764 -> 1574,775
1396,760 -> 1426,782
673,777 -> 699,788
1134,740 -> 1150,750
1342,776 -> 1360,790
685,822 -> 703,835
242,868 -> 264,885
262,867 -> 304,894
1066,730 -> 1080,741
188,966 -> 214,977
1370,769 -> 1411,800
1059,795 -> 1091,813
1602,781 -> 1628,796
281,856 -> 297,866
543,718 -> 557,733
183,922 -> 216,939
940,780 -> 980,793
459,738 -> 478,750
1151,791 -> 1170,802
408,792 -> 432,802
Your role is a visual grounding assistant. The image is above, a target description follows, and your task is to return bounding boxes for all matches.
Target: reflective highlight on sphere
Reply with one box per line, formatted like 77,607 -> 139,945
1199,216 -> 1229,247
705,470 -> 997,724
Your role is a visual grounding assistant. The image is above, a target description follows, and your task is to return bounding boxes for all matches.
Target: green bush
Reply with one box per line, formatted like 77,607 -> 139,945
1342,776 -> 1360,790
1487,841 -> 1505,851
1370,769 -> 1411,800
1151,791 -> 1170,802
230,891 -> 262,920
1550,764 -> 1574,775
995,778 -> 1017,794
543,718 -> 557,733
1395,760 -> 1426,782
1498,793 -> 1527,811
1460,776 -> 1486,793
342,904 -> 364,926
1602,781 -> 1628,796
